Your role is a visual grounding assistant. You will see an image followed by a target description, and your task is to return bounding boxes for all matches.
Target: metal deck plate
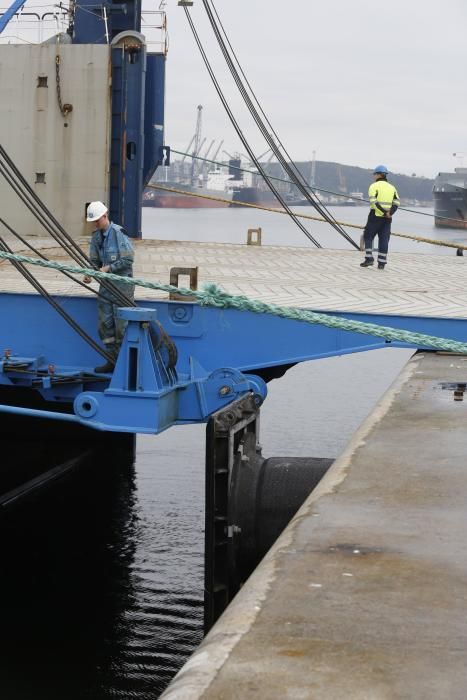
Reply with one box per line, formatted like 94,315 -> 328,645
1,236 -> 466,319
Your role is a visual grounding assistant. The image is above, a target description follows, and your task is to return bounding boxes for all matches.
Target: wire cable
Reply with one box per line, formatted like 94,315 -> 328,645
0,146 -> 179,368
204,0 -> 358,247
0,235 -> 113,361
207,0 -> 351,226
0,216 -> 101,296
0,146 -> 136,309
199,0 -> 359,249
183,8 -> 322,247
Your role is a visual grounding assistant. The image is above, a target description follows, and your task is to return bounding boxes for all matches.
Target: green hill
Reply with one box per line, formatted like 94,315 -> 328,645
264,161 -> 433,205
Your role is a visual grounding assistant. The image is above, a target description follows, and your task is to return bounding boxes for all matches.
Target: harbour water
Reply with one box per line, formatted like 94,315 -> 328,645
144,204 -> 465,254
1,206 -> 466,699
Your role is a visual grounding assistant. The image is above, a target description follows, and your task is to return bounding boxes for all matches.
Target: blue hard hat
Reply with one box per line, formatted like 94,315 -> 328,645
373,164 -> 388,174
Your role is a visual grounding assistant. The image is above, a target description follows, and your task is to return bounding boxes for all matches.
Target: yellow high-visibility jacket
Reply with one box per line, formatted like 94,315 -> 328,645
368,180 -> 400,217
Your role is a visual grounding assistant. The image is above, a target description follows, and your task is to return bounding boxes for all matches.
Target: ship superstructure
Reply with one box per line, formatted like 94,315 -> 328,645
143,166 -> 234,208
145,155 -> 300,208
0,0 -> 167,239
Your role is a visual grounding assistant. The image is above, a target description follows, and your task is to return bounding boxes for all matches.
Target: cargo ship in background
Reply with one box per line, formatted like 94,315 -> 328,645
230,187 -> 303,208
143,166 -> 234,208
433,168 -> 467,229
144,157 -> 303,209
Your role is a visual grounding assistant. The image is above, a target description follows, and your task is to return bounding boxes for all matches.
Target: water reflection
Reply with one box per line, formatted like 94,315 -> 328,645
0,427 -> 204,699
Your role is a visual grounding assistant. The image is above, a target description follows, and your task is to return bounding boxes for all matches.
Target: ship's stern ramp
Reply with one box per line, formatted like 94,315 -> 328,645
0,239 -> 467,433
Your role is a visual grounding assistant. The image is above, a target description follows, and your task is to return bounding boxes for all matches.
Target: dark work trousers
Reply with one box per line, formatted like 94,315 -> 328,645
363,211 -> 391,266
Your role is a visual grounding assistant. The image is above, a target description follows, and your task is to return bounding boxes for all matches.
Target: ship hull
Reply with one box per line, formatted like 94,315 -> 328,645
230,187 -> 303,208
433,170 -> 467,229
143,194 -> 230,208
142,185 -> 232,208
433,191 -> 467,229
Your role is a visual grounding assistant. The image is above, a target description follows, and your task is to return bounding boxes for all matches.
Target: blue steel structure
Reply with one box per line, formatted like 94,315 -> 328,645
0,0 -> 27,35
1,1 -> 467,436
0,289 -> 466,433
109,31 -> 146,238
0,296 -> 267,433
71,0 -> 165,239
0,0 -> 271,436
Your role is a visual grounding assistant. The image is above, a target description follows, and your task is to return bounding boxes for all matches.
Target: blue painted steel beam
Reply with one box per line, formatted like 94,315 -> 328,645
1,292 -> 467,371
151,304 -> 467,373
0,0 -> 26,35
0,301 -> 268,433
1,291 -> 466,432
0,403 -> 83,424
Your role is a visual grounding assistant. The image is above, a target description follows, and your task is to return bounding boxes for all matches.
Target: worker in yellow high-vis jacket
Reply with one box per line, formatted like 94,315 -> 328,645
360,165 -> 400,270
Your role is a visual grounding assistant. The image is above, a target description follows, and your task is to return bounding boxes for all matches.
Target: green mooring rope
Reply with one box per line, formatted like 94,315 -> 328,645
1,249 -> 467,354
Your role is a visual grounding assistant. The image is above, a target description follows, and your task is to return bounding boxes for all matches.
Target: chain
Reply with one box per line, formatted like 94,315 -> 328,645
55,54 -> 73,118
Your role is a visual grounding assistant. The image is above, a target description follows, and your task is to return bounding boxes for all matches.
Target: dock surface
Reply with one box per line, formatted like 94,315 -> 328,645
161,352 -> 467,699
1,236 -> 467,318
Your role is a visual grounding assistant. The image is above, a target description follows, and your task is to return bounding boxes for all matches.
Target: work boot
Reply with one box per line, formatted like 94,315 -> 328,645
377,262 -> 386,270
94,359 -> 115,374
360,258 -> 374,267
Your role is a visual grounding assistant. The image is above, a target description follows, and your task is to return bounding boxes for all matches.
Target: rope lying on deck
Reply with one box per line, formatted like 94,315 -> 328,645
1,249 -> 467,354
147,184 -> 467,253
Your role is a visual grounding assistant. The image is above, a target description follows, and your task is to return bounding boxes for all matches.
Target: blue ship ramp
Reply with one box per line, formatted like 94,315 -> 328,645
1,234 -> 467,433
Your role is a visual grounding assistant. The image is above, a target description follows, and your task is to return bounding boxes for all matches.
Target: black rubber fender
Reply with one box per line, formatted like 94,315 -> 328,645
229,433 -> 333,581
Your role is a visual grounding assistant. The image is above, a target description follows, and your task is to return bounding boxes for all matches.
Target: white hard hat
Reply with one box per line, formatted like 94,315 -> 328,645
86,201 -> 108,222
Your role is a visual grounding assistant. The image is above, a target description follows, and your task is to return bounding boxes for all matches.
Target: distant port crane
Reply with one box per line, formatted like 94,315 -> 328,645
190,104 -> 203,185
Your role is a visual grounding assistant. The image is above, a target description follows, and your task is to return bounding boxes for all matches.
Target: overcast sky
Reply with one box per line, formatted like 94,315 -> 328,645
2,0 -> 465,177
153,0 -> 467,178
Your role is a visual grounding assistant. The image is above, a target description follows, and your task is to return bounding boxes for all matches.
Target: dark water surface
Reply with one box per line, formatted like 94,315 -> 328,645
1,206 -> 466,698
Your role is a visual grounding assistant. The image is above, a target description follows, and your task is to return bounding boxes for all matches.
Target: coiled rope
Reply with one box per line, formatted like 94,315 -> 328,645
1,249 -> 467,354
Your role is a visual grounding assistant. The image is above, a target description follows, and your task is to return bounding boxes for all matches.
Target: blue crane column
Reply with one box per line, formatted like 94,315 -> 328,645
109,31 -> 146,238
70,0 -> 165,239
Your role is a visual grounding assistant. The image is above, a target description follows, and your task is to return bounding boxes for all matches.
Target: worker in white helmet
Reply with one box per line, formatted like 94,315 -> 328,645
84,201 -> 134,373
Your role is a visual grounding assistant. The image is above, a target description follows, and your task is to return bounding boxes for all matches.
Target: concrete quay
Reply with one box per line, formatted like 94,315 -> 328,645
161,352 -> 467,700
